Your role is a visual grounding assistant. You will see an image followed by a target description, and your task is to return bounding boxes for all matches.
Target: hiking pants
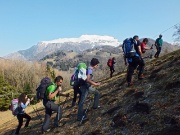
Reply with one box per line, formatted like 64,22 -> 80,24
73,85 -> 82,104
155,46 -> 162,57
77,85 -> 100,120
127,56 -> 145,83
15,113 -> 31,134
110,66 -> 115,78
42,100 -> 62,132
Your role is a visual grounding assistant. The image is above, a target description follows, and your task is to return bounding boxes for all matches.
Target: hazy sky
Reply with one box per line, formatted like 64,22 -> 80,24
0,0 -> 180,57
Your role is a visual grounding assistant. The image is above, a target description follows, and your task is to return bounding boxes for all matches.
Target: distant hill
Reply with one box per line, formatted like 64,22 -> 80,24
4,35 -> 120,60
41,38 -> 180,71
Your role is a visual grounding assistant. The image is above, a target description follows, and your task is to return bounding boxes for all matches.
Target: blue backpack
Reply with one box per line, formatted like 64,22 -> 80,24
122,38 -> 136,58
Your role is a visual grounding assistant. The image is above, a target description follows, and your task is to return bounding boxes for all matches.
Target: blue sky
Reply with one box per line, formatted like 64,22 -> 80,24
0,0 -> 180,57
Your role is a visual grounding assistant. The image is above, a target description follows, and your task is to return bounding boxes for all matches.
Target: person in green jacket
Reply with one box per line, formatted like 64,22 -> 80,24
154,34 -> 163,58
42,76 -> 69,133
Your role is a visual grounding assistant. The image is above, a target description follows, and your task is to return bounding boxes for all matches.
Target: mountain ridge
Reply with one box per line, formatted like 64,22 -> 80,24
4,35 -> 180,61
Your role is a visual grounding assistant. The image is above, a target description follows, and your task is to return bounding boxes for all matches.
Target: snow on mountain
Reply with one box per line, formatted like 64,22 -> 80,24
40,35 -> 120,47
5,35 -> 121,61
172,41 -> 180,46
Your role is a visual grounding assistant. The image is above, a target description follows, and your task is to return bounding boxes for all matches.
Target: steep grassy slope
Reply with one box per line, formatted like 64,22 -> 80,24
1,49 -> 180,135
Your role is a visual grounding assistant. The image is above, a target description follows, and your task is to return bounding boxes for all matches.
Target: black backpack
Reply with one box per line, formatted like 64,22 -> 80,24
36,77 -> 52,100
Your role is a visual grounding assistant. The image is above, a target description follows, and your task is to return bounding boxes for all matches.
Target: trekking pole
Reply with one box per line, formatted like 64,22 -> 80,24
58,95 -> 61,121
31,104 -> 43,123
79,94 -> 94,125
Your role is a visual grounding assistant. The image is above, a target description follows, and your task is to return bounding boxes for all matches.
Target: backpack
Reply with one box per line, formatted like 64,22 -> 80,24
36,77 -> 52,100
122,38 -> 136,58
70,63 -> 87,87
10,99 -> 19,116
107,59 -> 113,67
156,38 -> 161,46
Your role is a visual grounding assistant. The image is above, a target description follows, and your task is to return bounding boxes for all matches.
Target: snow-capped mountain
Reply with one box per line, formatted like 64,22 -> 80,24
4,35 -> 121,60
172,41 -> 180,46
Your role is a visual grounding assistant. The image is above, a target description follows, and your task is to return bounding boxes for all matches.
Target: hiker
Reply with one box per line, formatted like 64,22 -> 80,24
123,35 -> 145,86
15,93 -> 33,135
71,85 -> 82,107
42,76 -> 69,133
108,57 -> 116,78
154,34 -> 163,58
136,38 -> 153,71
77,58 -> 101,121
141,38 -> 153,55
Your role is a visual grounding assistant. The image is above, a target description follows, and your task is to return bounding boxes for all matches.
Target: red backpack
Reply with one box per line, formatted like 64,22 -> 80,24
107,59 -> 113,67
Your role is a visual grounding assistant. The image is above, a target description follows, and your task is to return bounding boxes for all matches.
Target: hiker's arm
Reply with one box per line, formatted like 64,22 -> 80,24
137,46 -> 142,57
144,46 -> 151,50
48,86 -> 60,99
20,100 -> 30,109
123,55 -> 127,65
86,74 -> 100,86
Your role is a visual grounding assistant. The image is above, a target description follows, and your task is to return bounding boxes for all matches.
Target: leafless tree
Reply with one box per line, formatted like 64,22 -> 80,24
173,24 -> 180,41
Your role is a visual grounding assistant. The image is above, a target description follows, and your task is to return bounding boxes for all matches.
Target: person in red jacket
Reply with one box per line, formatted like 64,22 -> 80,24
141,38 -> 152,54
110,57 -> 116,78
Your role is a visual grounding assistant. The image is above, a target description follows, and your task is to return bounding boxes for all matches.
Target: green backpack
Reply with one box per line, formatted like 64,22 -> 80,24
70,63 -> 87,87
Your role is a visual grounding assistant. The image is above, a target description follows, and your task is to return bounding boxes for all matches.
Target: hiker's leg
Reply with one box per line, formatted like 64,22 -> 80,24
45,101 -> 62,126
73,86 -> 78,103
110,70 -> 113,78
127,62 -> 135,83
42,102 -> 53,131
78,87 -> 82,105
156,47 -> 161,57
89,87 -> 100,108
15,114 -> 23,134
137,58 -> 145,77
154,46 -> 158,57
77,85 -> 88,120
110,67 -> 112,78
23,113 -> 31,127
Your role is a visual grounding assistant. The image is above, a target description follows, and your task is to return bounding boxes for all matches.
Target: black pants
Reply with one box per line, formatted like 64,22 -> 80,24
154,46 -> 162,57
73,85 -> 82,104
110,66 -> 115,78
127,57 -> 145,83
42,100 -> 62,132
15,113 -> 31,134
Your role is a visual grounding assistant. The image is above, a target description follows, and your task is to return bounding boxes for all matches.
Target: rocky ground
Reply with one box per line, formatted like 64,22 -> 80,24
1,49 -> 180,135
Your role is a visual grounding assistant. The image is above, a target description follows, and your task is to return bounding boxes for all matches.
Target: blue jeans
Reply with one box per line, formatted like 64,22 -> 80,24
77,85 -> 100,120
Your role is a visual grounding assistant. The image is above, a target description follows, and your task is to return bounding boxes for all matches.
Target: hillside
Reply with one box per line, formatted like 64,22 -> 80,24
1,49 -> 180,135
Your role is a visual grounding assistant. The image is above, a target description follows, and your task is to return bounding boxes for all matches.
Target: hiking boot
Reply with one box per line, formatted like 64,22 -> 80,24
24,126 -> 32,129
138,74 -> 144,80
128,82 -> 133,87
41,129 -> 50,134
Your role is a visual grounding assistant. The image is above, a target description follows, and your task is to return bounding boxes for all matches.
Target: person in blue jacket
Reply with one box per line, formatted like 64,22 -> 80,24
15,93 -> 33,135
